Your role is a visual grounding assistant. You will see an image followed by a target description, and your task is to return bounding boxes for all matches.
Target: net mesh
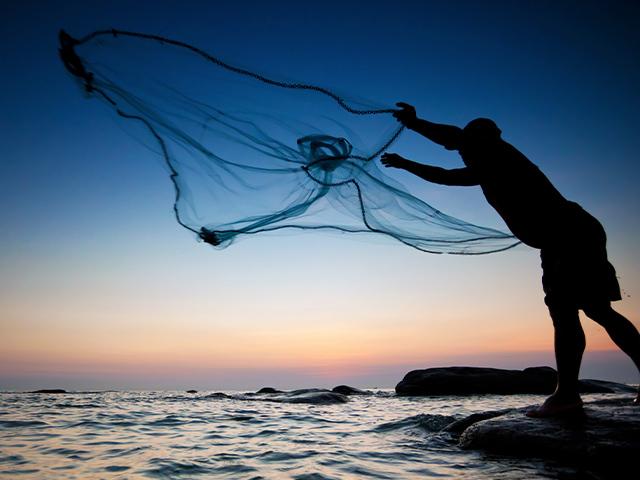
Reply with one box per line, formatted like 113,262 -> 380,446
59,29 -> 519,254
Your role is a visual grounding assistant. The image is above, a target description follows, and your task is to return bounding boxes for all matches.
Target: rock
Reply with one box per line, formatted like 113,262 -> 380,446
270,389 -> 348,404
186,389 -> 198,393
204,392 -> 231,399
331,385 -> 371,395
578,379 -> 636,394
256,387 -> 283,394
444,409 -> 514,434
395,366 -> 633,396
457,398 -> 639,476
248,388 -> 348,404
31,389 -> 67,394
396,366 -> 557,395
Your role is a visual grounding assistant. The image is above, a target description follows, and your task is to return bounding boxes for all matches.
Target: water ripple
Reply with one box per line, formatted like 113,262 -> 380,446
0,390 -> 616,479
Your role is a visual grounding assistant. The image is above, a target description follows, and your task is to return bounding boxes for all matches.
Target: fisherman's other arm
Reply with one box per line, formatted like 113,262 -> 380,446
380,153 -> 479,186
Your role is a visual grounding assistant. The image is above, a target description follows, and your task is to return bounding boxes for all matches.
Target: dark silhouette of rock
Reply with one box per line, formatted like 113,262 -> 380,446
248,388 -> 347,404
396,366 -> 556,395
272,389 -> 348,404
331,385 -> 371,395
256,387 -> 283,394
456,398 -> 639,477
444,409 -> 513,434
31,389 -> 67,394
578,379 -> 636,394
204,392 -> 231,399
395,366 -> 633,395
186,389 -> 198,393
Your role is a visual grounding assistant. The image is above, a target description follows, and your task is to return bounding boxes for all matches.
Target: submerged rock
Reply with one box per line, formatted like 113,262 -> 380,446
578,379 -> 636,394
444,409 -> 513,434
456,398 -> 639,476
204,392 -> 231,399
256,387 -> 283,394
273,389 -> 348,404
395,366 -> 633,396
246,388 -> 347,404
331,385 -> 371,395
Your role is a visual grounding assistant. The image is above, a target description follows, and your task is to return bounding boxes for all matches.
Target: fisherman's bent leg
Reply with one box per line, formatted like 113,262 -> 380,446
583,302 -> 640,402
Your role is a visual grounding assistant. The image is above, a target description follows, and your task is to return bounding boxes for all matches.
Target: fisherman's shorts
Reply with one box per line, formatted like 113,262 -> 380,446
540,203 -> 621,311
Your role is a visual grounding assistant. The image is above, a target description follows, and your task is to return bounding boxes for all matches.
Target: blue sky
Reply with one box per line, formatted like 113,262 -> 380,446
1,1 -> 639,390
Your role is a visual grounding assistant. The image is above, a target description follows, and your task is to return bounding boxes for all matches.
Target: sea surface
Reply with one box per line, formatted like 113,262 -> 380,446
0,389 -> 624,479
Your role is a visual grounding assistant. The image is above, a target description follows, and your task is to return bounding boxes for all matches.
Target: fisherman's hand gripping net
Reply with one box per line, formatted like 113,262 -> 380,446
59,29 -> 519,254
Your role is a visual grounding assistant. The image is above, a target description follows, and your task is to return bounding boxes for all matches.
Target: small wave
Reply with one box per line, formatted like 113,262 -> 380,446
104,465 -> 130,472
0,453 -> 27,465
339,464 -> 397,479
373,414 -> 458,433
143,459 -> 212,478
225,414 -> 255,422
147,415 -> 207,427
40,447 -> 89,459
208,452 -> 241,462
64,420 -> 105,429
104,445 -> 148,458
147,415 -> 188,426
259,449 -> 319,462
293,474 -> 338,480
53,403 -> 103,409
239,428 -> 279,438
85,440 -> 123,446
0,420 -> 48,428
209,464 -> 258,474
0,468 -> 41,475
280,413 -> 343,424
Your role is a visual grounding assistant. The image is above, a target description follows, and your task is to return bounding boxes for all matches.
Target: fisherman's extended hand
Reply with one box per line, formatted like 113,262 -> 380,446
393,102 -> 417,127
381,153 -> 409,169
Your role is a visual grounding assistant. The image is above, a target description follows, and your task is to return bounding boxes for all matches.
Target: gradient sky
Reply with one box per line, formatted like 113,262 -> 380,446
1,0 -> 639,390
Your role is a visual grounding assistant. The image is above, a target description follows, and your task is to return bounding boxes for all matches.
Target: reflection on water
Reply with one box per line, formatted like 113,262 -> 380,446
0,390 -> 614,478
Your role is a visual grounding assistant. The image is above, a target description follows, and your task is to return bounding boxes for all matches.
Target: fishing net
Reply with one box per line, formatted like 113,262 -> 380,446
59,29 -> 519,254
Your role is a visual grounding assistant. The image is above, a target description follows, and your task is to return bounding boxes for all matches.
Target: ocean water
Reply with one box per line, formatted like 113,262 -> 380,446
0,390 -> 622,479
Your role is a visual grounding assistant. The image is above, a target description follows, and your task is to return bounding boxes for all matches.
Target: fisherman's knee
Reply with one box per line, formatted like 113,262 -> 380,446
546,303 -> 580,330
583,302 -> 615,326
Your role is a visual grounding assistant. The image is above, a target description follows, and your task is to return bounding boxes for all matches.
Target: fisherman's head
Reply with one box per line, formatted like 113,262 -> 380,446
463,118 -> 501,144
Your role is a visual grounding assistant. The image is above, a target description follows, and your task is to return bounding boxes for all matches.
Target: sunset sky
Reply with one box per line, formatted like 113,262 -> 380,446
1,1 -> 639,390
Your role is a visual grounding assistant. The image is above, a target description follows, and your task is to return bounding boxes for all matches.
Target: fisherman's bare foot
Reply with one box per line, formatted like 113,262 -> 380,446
526,393 -> 583,418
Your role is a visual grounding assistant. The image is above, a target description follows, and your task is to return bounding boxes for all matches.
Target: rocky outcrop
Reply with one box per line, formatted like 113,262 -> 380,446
253,388 -> 348,404
395,366 -> 634,396
273,389 -> 348,404
256,387 -> 283,394
578,379 -> 636,394
454,398 -> 639,476
331,385 -> 371,395
204,392 -> 231,399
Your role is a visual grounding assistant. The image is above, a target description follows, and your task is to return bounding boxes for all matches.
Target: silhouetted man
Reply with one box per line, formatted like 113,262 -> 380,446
381,102 -> 640,416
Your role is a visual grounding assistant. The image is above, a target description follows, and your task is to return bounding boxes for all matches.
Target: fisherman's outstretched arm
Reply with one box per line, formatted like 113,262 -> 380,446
380,154 -> 479,186
393,102 -> 463,150
408,119 -> 463,151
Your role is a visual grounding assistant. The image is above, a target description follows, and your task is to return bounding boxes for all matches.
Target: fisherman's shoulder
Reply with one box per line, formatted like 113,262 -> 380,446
496,140 -> 539,168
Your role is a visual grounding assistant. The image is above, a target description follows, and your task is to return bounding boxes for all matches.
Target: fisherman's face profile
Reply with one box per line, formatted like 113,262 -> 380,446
459,118 -> 502,164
